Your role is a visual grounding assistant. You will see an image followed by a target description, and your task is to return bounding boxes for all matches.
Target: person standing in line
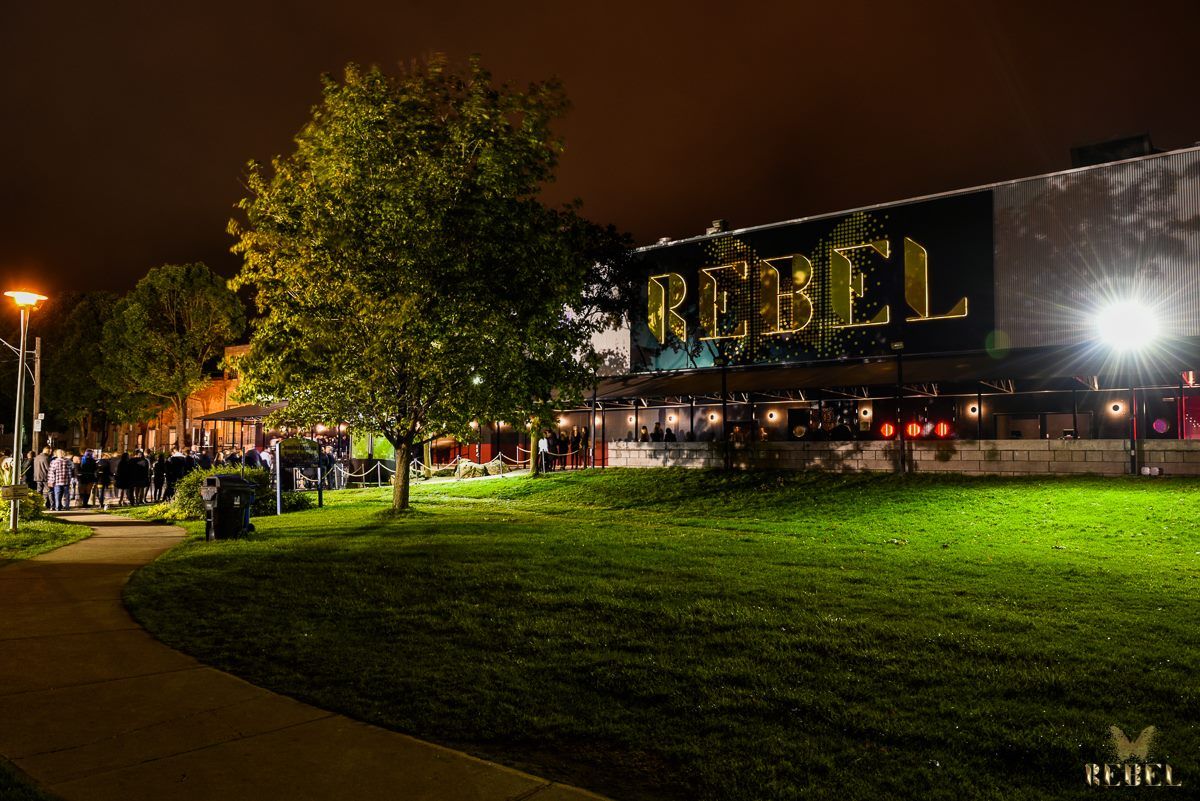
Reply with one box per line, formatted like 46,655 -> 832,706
152,454 -> 167,501
46,449 -> 74,511
77,450 -> 97,508
664,427 -> 677,442
568,426 -> 581,469
639,425 -> 650,443
166,448 -> 186,500
70,452 -> 82,507
133,450 -> 151,504
554,430 -> 566,471
33,447 -> 52,503
537,429 -> 550,473
114,452 -> 133,506
651,422 -> 664,442
259,444 -> 274,475
243,446 -> 261,469
23,450 -> 35,489
95,456 -> 112,509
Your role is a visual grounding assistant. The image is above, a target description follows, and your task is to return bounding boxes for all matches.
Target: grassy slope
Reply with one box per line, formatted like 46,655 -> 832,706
125,471 -> 1200,801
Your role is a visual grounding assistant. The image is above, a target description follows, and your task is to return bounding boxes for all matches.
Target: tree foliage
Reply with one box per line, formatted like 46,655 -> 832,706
230,56 -> 633,510
105,262 -> 244,446
38,292 -> 161,446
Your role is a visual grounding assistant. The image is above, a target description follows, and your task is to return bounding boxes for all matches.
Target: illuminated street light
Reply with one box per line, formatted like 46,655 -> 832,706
5,290 -> 47,532
1094,300 -> 1159,352
1094,299 -> 1156,476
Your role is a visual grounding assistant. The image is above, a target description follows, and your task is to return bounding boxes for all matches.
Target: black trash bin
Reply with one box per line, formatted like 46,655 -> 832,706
202,474 -> 257,541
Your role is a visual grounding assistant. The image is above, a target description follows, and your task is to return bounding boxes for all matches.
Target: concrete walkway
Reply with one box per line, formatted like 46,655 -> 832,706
0,512 -> 607,801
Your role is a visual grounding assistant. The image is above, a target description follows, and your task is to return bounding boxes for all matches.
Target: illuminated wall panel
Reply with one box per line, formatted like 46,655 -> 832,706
993,148 -> 1200,347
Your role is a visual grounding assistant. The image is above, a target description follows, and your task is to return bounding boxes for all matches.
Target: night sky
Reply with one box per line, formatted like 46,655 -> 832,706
4,0 -> 1200,294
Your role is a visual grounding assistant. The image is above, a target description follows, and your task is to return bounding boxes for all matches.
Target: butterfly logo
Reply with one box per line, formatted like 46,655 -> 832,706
1110,725 -> 1156,762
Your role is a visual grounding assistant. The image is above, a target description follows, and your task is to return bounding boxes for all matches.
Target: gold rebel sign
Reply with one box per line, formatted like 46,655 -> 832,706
647,236 -> 968,345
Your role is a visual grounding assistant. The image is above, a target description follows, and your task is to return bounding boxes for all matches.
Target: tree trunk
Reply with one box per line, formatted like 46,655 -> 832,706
176,395 -> 189,448
391,435 -> 413,511
529,417 -> 541,476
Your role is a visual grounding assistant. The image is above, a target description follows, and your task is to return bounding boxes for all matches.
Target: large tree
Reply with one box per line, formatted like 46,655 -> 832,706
230,57 -> 632,510
106,262 -> 245,448
23,292 -> 161,450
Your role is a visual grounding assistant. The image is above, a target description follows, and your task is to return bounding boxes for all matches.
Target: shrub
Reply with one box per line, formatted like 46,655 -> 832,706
1,490 -> 43,522
122,502 -> 192,522
171,467 -> 273,520
280,491 -> 314,513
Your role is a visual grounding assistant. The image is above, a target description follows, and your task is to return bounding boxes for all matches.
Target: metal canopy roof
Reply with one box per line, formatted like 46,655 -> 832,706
589,339 -> 1200,405
195,402 -> 287,422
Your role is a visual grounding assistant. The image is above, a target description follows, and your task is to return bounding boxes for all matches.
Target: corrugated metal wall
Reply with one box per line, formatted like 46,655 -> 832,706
994,148 -> 1200,347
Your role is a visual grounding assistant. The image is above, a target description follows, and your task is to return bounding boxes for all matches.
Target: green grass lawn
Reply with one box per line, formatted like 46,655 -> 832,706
124,470 -> 1200,800
0,515 -> 91,563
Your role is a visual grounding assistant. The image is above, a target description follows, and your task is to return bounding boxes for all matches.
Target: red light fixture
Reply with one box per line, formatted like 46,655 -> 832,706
934,421 -> 951,438
905,422 -> 922,438
879,422 -> 896,438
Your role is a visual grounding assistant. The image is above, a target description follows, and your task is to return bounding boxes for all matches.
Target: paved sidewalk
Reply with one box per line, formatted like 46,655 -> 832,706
0,512 -> 608,801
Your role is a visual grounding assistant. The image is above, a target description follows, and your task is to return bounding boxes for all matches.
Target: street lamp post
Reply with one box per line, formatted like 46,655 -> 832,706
5,291 -> 47,531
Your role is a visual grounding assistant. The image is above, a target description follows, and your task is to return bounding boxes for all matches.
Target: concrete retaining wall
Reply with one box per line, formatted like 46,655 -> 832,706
606,439 -> 1200,476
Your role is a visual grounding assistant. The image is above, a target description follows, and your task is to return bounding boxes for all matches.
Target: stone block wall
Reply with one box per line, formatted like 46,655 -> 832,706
607,439 -> 1200,476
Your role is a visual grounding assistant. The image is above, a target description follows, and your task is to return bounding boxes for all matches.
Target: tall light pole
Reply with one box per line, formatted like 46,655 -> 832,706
1094,299 -> 1159,476
6,291 -> 47,531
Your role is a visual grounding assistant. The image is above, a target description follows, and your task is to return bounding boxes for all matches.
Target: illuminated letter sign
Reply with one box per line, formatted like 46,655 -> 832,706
700,262 -> 749,340
648,273 -> 687,344
831,240 -> 890,328
762,254 -> 814,334
904,237 -> 968,321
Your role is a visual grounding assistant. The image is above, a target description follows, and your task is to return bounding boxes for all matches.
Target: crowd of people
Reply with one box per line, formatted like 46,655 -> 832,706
2,445 -> 287,511
535,425 -> 590,471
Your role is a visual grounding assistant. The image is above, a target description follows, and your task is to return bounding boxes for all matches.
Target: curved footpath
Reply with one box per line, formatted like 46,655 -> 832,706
0,511 -> 607,801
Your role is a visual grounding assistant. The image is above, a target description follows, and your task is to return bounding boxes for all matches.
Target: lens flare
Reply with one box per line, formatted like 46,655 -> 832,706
1095,301 -> 1159,351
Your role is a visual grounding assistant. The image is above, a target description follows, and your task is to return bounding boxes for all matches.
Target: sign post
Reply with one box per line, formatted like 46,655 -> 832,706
275,437 -> 322,514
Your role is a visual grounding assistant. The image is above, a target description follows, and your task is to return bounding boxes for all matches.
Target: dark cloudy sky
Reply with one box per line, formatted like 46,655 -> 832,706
3,0 -> 1199,294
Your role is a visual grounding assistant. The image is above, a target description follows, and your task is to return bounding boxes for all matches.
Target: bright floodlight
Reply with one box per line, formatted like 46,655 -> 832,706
1095,301 -> 1159,351
4,290 -> 47,308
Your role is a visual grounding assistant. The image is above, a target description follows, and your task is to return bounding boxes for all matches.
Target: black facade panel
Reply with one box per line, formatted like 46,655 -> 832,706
631,192 -> 994,372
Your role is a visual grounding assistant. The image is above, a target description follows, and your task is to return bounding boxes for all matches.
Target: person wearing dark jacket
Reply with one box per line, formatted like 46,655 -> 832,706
77,450 -> 97,508
152,455 -> 167,502
96,457 -> 112,508
114,453 -> 133,506
33,447 -> 52,503
23,450 -> 35,489
243,447 -> 261,469
133,451 -> 151,505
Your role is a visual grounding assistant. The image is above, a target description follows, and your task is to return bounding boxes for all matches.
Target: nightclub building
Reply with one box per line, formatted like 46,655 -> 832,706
561,140 -> 1200,476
